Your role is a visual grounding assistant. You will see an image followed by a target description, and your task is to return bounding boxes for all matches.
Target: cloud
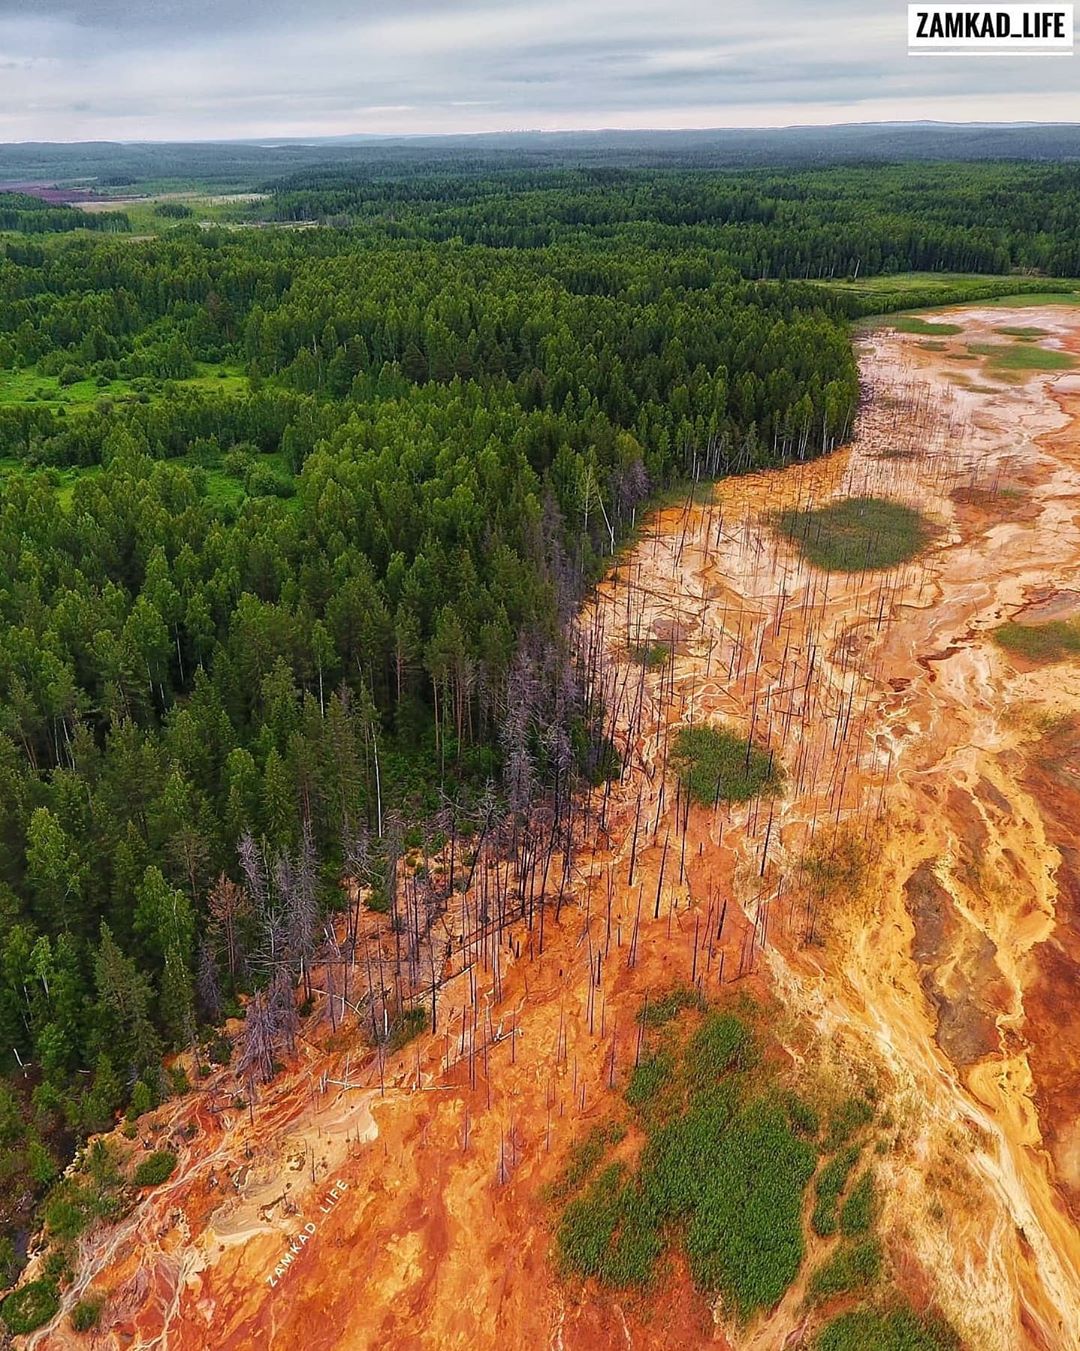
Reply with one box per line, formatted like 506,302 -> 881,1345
0,0 -> 1074,140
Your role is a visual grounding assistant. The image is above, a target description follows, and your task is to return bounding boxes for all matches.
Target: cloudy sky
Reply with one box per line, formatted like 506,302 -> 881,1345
0,0 -> 1075,141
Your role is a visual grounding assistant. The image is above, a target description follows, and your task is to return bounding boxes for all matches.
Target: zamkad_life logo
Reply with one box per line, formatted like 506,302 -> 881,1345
908,3 -> 1074,51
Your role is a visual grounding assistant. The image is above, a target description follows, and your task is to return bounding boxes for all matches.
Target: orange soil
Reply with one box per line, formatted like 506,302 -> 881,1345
21,307 -> 1080,1351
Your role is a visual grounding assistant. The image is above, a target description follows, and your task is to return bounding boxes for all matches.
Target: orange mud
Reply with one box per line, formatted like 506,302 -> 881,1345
21,307 -> 1080,1350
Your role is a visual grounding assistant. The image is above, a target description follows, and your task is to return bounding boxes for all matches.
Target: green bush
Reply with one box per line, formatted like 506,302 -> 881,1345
132,1150 -> 177,1187
45,1194 -> 89,1240
70,1292 -> 104,1332
1,1279 -> 60,1334
387,1006 -> 427,1052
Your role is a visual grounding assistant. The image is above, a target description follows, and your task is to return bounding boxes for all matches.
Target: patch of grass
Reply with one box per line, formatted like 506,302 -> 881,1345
683,1009 -> 754,1087
968,341 -> 1075,372
992,619 -> 1080,663
989,292 -> 1080,308
995,326 -> 1050,338
386,1005 -> 428,1052
812,1144 -> 861,1237
893,316 -> 962,335
809,1237 -> 882,1301
1,1279 -> 60,1334
817,1306 -> 958,1351
840,1171 -> 877,1235
670,725 -> 781,806
555,1164 -> 663,1287
556,1004 -> 815,1319
773,497 -> 935,573
826,1095 -> 875,1149
0,361 -> 247,410
131,1150 -> 177,1188
637,985 -> 706,1028
549,1122 -> 626,1201
625,1051 -> 675,1108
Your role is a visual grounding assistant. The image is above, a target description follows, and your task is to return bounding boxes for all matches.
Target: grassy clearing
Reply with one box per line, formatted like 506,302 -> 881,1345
968,341 -> 1075,372
892,316 -> 962,336
670,725 -> 781,806
0,444 -> 291,515
0,361 -> 247,411
992,619 -> 1080,663
773,497 -> 934,573
995,326 -> 1050,338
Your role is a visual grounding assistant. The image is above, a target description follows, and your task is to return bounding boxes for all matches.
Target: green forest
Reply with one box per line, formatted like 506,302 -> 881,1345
0,152 -> 1076,1288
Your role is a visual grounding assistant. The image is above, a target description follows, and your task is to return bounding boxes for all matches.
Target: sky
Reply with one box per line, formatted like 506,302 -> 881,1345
0,0 -> 1076,142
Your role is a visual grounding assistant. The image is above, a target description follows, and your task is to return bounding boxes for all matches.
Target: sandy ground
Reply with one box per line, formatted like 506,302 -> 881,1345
20,307 -> 1080,1351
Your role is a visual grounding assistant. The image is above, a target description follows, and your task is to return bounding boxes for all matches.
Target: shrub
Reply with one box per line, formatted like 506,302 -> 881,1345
1,1279 -> 60,1334
132,1150 -> 177,1187
45,1194 -> 89,1240
70,1292 -> 104,1332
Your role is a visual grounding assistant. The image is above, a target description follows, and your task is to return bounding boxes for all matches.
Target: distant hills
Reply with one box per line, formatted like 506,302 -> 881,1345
1,122 -> 1079,190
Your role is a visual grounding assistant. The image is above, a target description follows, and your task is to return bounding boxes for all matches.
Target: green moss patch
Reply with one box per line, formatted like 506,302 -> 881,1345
773,497 -> 935,572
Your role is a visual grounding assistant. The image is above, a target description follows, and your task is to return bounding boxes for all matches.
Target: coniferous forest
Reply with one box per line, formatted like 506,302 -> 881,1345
0,150 -> 1077,1280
